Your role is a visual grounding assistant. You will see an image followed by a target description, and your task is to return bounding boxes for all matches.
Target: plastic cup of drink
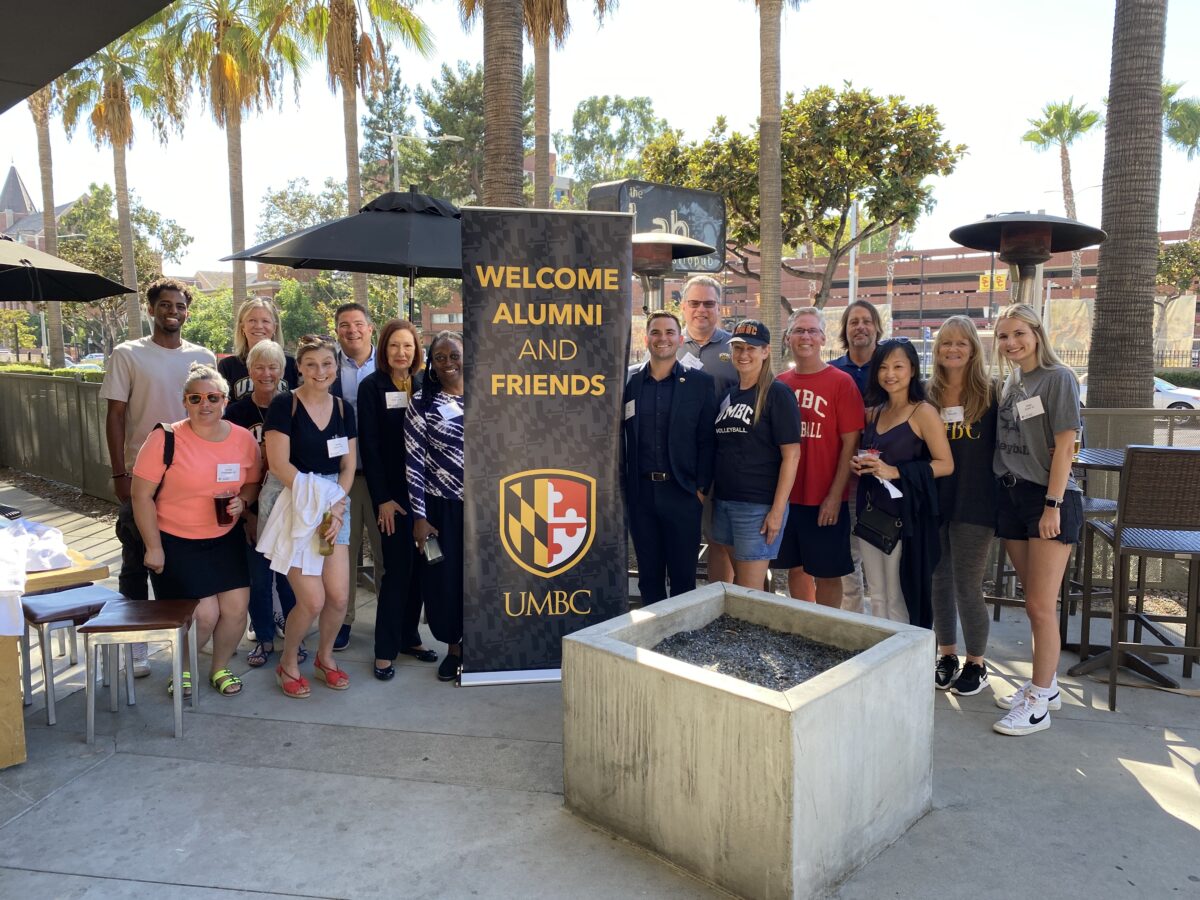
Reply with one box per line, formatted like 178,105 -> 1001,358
214,491 -> 236,525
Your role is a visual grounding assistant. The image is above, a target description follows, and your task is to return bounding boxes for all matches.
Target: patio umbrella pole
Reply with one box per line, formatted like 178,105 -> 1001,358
408,271 -> 416,322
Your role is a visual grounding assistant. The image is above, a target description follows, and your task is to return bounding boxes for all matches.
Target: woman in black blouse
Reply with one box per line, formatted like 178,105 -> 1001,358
358,319 -> 437,680
218,297 -> 301,401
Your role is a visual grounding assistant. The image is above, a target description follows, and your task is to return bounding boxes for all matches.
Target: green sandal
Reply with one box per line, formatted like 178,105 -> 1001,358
210,668 -> 243,696
167,672 -> 192,699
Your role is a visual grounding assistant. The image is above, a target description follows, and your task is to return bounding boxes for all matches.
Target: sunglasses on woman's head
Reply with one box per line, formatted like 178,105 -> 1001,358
185,392 -> 225,405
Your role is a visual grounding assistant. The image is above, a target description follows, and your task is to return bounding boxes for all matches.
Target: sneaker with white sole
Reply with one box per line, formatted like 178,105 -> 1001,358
934,654 -> 960,690
951,661 -> 989,696
995,681 -> 1061,711
993,688 -> 1051,736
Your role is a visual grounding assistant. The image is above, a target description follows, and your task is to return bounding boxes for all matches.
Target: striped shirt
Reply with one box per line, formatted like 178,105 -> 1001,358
404,388 -> 465,518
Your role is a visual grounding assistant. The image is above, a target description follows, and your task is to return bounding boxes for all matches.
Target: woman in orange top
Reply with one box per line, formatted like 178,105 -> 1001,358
131,362 -> 261,698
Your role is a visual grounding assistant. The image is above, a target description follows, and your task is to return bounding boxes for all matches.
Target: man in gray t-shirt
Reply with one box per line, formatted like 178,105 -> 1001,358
101,279 -> 214,674
677,276 -> 737,397
994,365 -> 1082,491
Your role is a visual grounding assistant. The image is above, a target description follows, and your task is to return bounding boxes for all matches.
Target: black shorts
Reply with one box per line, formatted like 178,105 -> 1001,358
995,479 -> 1083,545
150,527 -> 250,600
771,502 -> 854,578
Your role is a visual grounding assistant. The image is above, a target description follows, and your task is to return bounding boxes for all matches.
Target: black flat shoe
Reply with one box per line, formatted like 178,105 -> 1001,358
399,646 -> 438,663
374,664 -> 396,681
437,654 -> 460,682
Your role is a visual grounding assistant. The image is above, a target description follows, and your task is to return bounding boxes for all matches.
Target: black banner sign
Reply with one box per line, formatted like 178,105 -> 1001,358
460,208 -> 632,683
587,179 -> 725,274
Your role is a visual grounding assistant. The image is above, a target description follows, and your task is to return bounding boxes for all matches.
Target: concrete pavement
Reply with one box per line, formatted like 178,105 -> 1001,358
3,480 -> 1199,899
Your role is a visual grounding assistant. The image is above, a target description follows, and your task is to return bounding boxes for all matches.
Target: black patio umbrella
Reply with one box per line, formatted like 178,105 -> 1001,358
0,235 -> 133,302
225,187 -> 461,318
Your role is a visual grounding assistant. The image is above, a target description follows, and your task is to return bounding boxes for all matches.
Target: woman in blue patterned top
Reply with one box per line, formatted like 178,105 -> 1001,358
404,332 -> 465,683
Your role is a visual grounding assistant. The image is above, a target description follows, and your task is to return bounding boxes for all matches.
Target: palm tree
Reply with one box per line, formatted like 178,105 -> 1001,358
300,0 -> 432,305
165,0 -> 305,307
1089,0 -> 1166,410
60,17 -> 182,338
460,0 -> 525,207
755,0 -> 805,348
1163,82 -> 1200,240
1022,98 -> 1102,296
27,85 -> 66,368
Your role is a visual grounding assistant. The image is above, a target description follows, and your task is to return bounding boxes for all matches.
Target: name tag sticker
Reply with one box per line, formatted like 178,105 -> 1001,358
624,400 -> 636,420
680,352 -> 703,371
941,405 -> 965,424
438,401 -> 463,421
216,463 -> 240,483
1016,396 -> 1045,421
327,436 -> 350,458
385,391 -> 408,410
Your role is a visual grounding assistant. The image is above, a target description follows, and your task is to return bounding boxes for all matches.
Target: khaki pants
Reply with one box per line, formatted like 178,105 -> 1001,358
345,473 -> 383,626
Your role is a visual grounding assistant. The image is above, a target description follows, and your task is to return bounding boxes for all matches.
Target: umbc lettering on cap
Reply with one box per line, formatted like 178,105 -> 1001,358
490,373 -> 606,396
475,265 -> 621,292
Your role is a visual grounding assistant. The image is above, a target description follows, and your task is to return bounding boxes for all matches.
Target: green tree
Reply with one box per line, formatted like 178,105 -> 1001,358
1162,81 -> 1200,240
0,309 -> 40,360
56,183 -> 194,352
413,61 -> 533,203
298,0 -> 432,306
1154,238 -> 1200,353
59,14 -> 183,338
643,84 -> 965,307
1022,98 -> 1102,294
1088,0 -> 1166,410
164,0 -> 305,307
257,176 -> 347,241
458,0 -> 524,206
181,288 -> 235,353
554,95 -> 671,208
359,54 -> 416,198
275,277 -> 334,345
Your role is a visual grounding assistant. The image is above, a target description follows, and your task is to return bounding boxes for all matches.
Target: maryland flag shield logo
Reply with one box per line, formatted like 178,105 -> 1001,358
499,469 -> 596,578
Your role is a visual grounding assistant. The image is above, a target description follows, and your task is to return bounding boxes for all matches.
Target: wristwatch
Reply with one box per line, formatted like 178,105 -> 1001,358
1045,495 -> 1064,509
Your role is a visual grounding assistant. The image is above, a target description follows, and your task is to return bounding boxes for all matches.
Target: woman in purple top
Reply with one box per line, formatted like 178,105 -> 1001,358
851,339 -> 953,623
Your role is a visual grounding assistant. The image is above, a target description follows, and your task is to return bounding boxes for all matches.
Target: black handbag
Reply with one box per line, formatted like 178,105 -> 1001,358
853,497 -> 902,554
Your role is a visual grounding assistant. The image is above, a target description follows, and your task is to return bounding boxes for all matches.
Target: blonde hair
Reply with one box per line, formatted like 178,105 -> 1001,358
994,303 -> 1073,400
183,362 -> 229,396
233,297 -> 283,360
246,339 -> 286,374
928,315 -> 992,422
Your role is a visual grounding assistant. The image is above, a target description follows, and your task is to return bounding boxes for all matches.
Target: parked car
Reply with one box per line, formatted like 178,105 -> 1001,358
80,353 -> 105,364
1078,374 -> 1200,409
67,362 -> 104,373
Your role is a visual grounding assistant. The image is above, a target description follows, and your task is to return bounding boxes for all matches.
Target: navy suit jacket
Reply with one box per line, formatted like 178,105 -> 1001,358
622,361 -> 716,500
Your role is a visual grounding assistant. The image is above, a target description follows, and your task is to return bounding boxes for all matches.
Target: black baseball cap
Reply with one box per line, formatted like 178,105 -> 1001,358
729,319 -> 770,347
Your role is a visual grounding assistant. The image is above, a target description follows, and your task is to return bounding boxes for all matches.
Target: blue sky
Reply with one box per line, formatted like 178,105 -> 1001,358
1,0 -> 1197,275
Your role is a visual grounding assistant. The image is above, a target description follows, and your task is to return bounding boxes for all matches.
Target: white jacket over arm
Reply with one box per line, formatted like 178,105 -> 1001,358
256,473 -> 347,576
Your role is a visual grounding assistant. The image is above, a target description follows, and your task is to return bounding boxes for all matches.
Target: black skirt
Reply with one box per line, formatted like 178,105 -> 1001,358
150,526 -> 251,600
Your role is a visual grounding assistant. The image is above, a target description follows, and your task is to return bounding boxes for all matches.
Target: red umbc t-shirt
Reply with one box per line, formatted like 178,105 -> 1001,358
776,366 -> 865,506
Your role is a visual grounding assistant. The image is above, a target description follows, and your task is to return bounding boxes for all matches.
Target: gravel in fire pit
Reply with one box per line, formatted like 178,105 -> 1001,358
652,614 -> 857,691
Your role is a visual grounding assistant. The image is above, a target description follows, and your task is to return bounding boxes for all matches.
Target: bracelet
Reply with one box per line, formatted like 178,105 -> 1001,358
111,473 -> 129,480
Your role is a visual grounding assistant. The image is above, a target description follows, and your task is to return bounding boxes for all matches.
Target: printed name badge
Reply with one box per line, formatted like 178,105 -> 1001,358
327,436 -> 350,458
680,352 -> 703,371
385,391 -> 409,410
941,406 -> 965,424
1016,395 -> 1045,421
438,400 -> 464,421
215,463 -> 240,483
624,400 -> 635,420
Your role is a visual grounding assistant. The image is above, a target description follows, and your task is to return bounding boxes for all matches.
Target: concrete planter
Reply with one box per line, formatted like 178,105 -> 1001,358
562,582 -> 933,900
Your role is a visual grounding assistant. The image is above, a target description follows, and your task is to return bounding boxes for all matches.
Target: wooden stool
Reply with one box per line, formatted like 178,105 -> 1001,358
20,585 -> 119,726
78,598 -> 199,743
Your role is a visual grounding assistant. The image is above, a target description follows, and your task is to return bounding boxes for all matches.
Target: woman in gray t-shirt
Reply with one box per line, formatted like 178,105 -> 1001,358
991,304 -> 1082,738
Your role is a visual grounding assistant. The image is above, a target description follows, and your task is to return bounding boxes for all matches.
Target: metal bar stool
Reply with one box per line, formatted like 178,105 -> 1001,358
78,598 -> 200,742
20,585 -> 120,725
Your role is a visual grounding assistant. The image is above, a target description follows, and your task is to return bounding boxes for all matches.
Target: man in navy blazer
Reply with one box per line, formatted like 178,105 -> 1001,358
623,311 -> 716,604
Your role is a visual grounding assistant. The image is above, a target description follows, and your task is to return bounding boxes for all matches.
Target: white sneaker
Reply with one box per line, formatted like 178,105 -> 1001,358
131,641 -> 151,678
995,681 -> 1060,711
993,688 -> 1051,736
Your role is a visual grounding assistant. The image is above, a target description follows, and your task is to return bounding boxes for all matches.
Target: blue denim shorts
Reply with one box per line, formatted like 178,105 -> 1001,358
259,471 -> 351,546
712,499 -> 789,562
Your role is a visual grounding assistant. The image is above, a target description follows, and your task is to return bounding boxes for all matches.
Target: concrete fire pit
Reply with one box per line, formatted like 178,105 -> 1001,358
562,582 -> 933,900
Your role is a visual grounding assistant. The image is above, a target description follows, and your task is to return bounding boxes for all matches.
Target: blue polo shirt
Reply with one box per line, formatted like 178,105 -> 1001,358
831,353 -> 871,398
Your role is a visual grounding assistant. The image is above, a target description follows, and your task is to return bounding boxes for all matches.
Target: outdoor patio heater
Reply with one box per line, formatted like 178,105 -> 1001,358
632,232 -> 717,314
949,212 -> 1106,313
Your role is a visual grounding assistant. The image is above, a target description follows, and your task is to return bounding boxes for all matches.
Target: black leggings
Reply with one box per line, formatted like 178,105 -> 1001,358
373,515 -> 423,660
420,494 -> 464,646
